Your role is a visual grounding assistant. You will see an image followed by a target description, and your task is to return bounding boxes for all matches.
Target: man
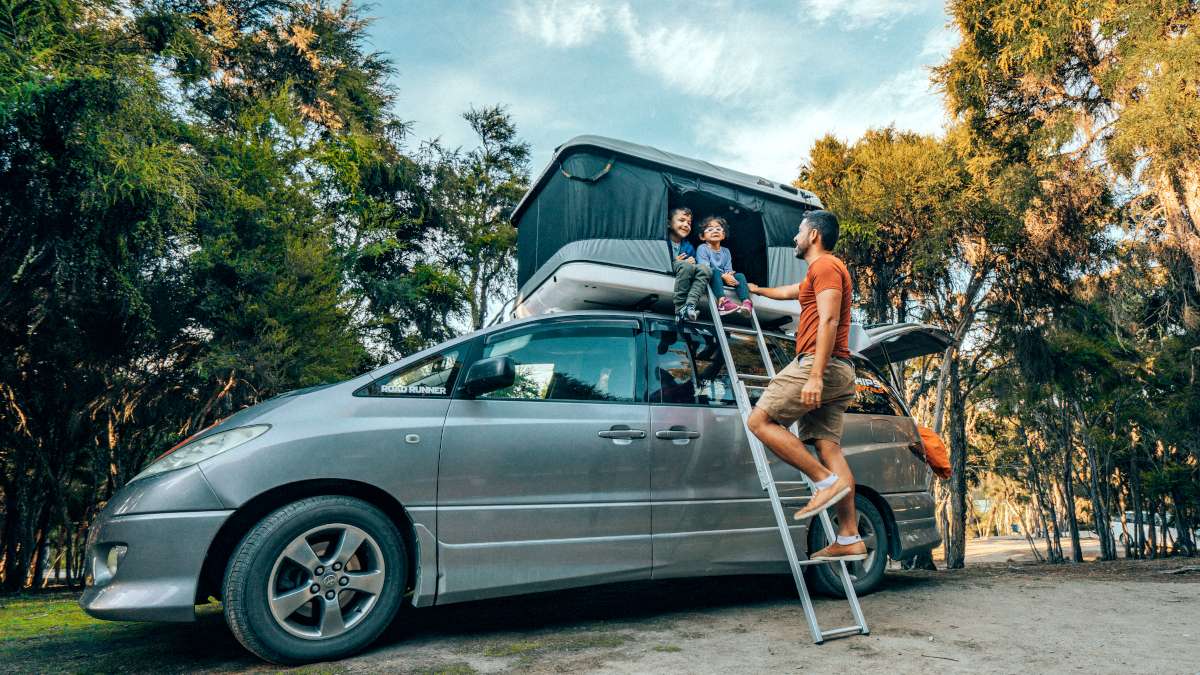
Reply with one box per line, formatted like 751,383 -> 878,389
746,210 -> 865,561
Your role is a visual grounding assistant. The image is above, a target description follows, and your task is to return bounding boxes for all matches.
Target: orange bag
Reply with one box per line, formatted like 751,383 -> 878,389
917,425 -> 952,479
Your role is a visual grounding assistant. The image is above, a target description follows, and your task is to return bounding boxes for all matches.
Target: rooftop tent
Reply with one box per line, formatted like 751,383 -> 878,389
511,135 -> 824,309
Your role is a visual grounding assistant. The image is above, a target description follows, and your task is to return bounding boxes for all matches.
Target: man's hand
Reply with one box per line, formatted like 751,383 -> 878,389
676,253 -> 687,261
748,282 -> 761,294
686,256 -> 696,264
801,376 -> 823,407
723,272 -> 737,285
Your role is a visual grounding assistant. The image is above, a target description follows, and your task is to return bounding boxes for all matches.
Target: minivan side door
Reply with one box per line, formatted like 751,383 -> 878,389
647,320 -> 805,578
437,317 -> 651,603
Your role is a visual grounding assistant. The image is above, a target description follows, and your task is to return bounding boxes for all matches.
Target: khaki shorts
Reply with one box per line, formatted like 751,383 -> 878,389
754,355 -> 856,443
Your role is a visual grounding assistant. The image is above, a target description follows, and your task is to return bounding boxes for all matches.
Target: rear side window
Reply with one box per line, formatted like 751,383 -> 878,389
848,367 -> 905,416
480,323 -> 639,403
647,321 -> 741,406
363,348 -> 464,398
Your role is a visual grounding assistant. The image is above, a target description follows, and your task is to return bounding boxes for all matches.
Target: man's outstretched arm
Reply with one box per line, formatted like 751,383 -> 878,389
747,282 -> 800,300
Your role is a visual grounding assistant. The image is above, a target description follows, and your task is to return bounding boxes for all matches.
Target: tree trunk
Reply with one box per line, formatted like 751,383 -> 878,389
1073,402 -> 1116,560
1060,409 -> 1083,562
946,357 -> 968,569
1155,165 -> 1200,290
1131,450 -> 1144,558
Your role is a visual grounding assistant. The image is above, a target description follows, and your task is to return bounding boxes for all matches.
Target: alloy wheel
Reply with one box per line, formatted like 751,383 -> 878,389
267,523 -> 386,640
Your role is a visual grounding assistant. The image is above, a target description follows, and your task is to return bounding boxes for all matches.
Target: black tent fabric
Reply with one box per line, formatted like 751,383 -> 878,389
513,135 -> 823,303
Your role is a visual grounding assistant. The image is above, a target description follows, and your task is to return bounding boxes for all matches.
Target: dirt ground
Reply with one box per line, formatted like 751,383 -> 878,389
3,558 -> 1199,675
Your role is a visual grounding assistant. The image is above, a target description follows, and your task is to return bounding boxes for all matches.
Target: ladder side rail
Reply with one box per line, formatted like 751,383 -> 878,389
705,290 -> 824,643
747,295 -> 871,638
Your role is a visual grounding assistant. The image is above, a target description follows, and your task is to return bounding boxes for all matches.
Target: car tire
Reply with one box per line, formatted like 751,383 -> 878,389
805,494 -> 888,598
223,495 -> 407,665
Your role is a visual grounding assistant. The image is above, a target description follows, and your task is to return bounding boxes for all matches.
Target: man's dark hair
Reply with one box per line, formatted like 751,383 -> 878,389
802,210 -> 839,250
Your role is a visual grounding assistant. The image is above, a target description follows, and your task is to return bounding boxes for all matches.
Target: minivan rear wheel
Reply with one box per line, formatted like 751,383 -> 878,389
806,494 -> 888,597
223,496 -> 406,664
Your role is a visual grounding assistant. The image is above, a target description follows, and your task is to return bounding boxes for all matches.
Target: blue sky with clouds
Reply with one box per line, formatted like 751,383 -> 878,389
367,0 -> 956,183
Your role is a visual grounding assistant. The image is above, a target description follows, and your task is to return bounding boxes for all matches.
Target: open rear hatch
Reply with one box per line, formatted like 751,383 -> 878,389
851,322 -> 953,368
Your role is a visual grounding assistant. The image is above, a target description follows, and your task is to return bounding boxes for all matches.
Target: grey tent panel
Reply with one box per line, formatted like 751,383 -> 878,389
513,134 -> 824,299
512,135 -> 822,226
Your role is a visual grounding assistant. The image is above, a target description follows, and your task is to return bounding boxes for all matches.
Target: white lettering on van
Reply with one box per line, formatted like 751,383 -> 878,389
380,384 -> 447,395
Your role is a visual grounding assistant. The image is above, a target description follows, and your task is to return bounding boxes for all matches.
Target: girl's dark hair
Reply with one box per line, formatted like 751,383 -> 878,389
700,215 -> 727,235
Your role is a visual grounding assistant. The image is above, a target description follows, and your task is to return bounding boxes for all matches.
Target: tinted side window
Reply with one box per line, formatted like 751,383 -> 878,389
767,335 -> 795,372
480,323 -> 638,403
364,347 -> 464,398
648,321 -> 739,406
848,366 -> 905,416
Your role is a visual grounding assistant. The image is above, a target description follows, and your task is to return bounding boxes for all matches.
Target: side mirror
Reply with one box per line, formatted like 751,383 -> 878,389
461,356 -> 516,398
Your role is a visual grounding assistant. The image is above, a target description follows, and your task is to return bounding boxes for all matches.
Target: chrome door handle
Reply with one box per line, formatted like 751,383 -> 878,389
598,427 -> 646,439
655,429 -> 701,439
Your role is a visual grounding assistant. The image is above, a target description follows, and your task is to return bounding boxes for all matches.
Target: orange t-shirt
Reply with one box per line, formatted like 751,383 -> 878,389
794,254 -> 852,358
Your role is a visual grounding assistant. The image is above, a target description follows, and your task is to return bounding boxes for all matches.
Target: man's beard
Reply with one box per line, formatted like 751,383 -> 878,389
794,242 -> 807,259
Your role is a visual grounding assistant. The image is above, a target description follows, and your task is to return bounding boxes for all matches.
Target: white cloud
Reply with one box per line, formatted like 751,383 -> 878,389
800,0 -> 923,29
693,65 -> 947,181
511,1 -> 777,101
512,0 -> 608,48
612,5 -> 767,101
918,22 -> 959,62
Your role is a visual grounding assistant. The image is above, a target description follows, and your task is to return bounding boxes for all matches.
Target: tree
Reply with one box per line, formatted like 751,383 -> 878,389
938,0 -> 1200,293
0,0 -> 200,589
428,106 -> 531,330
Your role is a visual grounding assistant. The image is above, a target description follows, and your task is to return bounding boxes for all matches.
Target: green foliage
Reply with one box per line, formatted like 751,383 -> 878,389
0,0 -> 530,590
427,105 -> 531,330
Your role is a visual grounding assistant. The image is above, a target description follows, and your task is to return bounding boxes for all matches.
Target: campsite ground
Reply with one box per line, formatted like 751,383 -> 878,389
3,556 -> 1198,674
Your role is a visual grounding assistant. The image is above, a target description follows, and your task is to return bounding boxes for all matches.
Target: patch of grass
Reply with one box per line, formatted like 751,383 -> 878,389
0,592 -> 254,673
653,644 -> 682,653
412,662 -> 477,675
482,640 -> 542,657
556,632 -> 631,651
0,593 -> 117,642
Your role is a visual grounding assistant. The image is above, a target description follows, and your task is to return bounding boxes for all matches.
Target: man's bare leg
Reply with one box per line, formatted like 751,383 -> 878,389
746,408 -> 831,481
814,438 -> 858,538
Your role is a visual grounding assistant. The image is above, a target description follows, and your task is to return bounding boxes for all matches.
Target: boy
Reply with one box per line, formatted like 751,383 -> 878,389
696,216 -> 752,315
667,207 -> 710,321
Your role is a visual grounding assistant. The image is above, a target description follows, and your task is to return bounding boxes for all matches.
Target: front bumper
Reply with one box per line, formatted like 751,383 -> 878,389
80,509 -> 232,622
79,466 -> 233,622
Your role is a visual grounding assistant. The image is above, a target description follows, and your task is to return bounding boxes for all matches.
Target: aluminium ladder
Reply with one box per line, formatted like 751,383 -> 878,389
704,290 -> 869,644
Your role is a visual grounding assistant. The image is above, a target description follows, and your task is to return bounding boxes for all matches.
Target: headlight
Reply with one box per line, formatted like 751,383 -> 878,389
132,425 -> 270,482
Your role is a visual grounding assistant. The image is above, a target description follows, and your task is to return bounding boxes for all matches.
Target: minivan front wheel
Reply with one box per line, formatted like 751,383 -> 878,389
806,494 -> 888,597
224,496 -> 407,664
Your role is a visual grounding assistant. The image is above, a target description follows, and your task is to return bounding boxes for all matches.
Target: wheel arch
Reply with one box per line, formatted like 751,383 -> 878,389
850,484 -> 900,560
196,479 -> 419,604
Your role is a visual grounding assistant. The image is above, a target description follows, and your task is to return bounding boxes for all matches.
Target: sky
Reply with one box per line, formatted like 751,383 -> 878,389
367,0 -> 957,185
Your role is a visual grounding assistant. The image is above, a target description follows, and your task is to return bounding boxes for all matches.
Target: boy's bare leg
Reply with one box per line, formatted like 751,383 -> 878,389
814,438 -> 859,537
747,408 -> 830,481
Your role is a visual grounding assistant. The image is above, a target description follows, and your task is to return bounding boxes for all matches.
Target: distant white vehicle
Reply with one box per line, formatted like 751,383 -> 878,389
1109,511 -> 1197,548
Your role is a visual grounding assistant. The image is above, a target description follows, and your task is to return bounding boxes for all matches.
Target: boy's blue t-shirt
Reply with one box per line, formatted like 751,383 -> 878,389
670,238 -> 697,259
696,244 -> 732,274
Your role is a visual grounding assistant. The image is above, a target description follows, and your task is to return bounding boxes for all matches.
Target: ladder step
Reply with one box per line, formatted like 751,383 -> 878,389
774,481 -> 811,486
738,373 -> 772,382
724,326 -> 759,336
821,626 -> 866,640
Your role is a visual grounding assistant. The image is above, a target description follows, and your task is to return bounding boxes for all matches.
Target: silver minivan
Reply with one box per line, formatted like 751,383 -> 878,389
80,309 -> 946,664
